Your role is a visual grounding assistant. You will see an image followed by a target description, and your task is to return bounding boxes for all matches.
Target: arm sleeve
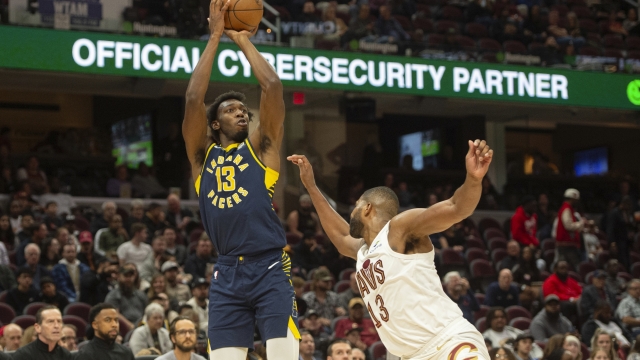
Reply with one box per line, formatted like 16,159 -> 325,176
529,319 -> 546,341
562,209 -> 583,232
128,329 -> 146,356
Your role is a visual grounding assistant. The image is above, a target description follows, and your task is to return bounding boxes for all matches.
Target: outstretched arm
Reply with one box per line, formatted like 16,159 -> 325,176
288,154 -> 362,260
392,140 -> 493,238
183,0 -> 229,182
226,30 -> 284,171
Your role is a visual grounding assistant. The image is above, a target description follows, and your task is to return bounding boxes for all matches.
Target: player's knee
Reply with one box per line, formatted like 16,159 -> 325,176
209,347 -> 248,360
266,329 -> 299,360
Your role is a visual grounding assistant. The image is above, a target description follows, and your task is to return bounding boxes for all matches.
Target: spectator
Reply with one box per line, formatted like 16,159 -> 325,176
562,335 -> 582,360
40,238 -> 61,272
6,268 -> 38,314
616,279 -> 640,337
0,214 -> 18,253
606,196 -> 634,271
185,278 -> 209,333
553,189 -> 585,270
490,347 -> 517,360
99,214 -> 128,261
156,317 -> 205,360
589,348 -> 611,360
334,298 -> 379,347
127,199 -> 146,229
19,326 -> 36,348
607,11 -> 628,36
132,163 -> 167,198
184,237 -> 216,280
299,330 -> 318,360
443,271 -> 480,325
514,332 -> 537,360
293,276 -> 308,316
2,323 -> 23,352
500,241 -> 522,271
8,200 -> 23,236
287,194 -> 323,239
162,261 -> 191,304
51,243 -> 89,302
344,327 -> 366,353
91,201 -> 117,236
546,11 -> 585,49
163,227 -> 186,266
37,177 -> 76,216
530,295 -> 573,342
302,268 -> 346,321
79,303 -> 135,360
129,303 -> 172,355
16,222 -> 48,267
106,166 -> 131,198
320,5 -> 348,42
147,273 -> 169,300
343,4 -> 374,44
16,155 -> 48,195
37,277 -> 69,312
77,231 -> 106,272
143,203 -> 167,241
512,246 -> 541,307
42,202 -> 63,233
627,335 -> 640,360
104,263 -> 148,328
149,293 -> 178,328
542,260 -> 581,323
337,272 -> 360,311
511,196 -> 539,247
11,306 -> 73,360
581,270 -> 617,322
326,339 -> 352,360
589,327 -> 628,360
373,5 -> 410,43
22,242 -> 50,292
116,223 -> 151,266
485,269 -> 520,308
139,235 -> 169,283
57,324 -> 77,352
352,348 -> 366,360
604,259 -> 626,297
165,194 -> 194,236
483,307 -> 522,348
296,1 -> 320,22
301,310 -> 331,345
293,231 -> 324,273
16,211 -> 34,245
0,263 -> 15,292
536,193 -> 554,240
80,258 -> 119,306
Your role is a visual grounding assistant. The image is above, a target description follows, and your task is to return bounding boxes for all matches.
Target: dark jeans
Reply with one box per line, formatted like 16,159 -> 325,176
555,245 -> 582,271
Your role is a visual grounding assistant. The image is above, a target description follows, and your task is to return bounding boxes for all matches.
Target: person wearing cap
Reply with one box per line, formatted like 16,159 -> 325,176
334,298 -> 379,347
116,223 -> 152,266
301,310 -> 331,342
344,327 -> 366,352
183,235 -> 216,280
21,242 -> 49,292
2,323 -> 23,352
511,196 -> 539,247
162,261 -> 191,304
580,270 -> 617,322
185,278 -> 209,333
37,276 -> 69,311
287,194 -> 323,239
104,263 -> 148,329
582,302 -> 632,347
302,268 -> 346,322
51,242 -> 90,302
542,261 -> 582,324
513,332 -> 536,360
529,294 -> 574,341
77,231 -> 106,272
606,196 -> 634,271
552,188 -> 586,270
6,267 -> 38,314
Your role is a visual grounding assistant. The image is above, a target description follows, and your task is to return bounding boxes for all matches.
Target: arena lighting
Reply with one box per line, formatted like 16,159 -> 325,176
292,92 -> 305,105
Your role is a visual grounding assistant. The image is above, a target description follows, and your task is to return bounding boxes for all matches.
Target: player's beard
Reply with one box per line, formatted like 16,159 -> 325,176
229,128 -> 248,143
349,208 -> 364,238
176,340 -> 196,353
96,329 -> 118,344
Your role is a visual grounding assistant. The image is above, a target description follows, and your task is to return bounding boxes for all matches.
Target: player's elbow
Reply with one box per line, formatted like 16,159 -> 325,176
262,77 -> 283,92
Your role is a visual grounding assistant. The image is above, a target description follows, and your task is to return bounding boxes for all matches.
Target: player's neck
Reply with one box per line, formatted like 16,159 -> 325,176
363,217 -> 388,246
218,134 -> 240,149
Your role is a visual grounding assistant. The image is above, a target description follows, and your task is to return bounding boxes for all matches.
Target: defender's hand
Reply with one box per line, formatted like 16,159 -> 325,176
465,139 -> 493,181
287,154 -> 317,189
207,0 -> 230,36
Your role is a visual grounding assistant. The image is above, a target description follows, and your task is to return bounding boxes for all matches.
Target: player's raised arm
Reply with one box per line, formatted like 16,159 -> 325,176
183,0 -> 229,181
392,139 -> 493,237
288,154 -> 362,260
225,30 -> 284,171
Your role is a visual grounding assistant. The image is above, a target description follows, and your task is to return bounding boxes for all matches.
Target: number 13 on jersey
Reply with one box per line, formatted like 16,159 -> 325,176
367,295 -> 389,328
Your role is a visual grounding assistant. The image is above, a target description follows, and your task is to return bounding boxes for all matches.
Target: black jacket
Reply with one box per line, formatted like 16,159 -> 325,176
184,254 -> 216,279
12,338 -> 74,360
581,318 -> 633,345
38,291 -> 70,312
77,336 -> 135,360
0,351 -> 10,360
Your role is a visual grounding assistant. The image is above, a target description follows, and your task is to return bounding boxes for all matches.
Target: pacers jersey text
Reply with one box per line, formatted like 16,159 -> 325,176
195,139 -> 286,257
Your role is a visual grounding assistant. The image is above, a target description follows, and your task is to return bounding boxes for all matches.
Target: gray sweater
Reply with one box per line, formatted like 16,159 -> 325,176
529,309 -> 574,341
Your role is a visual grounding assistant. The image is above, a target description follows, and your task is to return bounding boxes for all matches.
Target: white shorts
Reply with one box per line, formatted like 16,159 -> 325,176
402,325 -> 491,360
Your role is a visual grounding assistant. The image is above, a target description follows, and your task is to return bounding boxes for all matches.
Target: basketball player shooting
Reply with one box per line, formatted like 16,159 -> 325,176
183,1 -> 299,359
288,140 -> 494,360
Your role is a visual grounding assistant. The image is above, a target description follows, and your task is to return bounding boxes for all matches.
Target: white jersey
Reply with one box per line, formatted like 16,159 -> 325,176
355,222 -> 470,358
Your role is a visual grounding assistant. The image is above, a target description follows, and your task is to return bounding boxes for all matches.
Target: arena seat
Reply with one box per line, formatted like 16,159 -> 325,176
469,259 -> 497,292
12,315 -> 37,329
339,268 -> 356,281
465,248 -> 488,263
369,341 -> 387,360
577,261 -> 596,281
509,317 -> 531,331
62,315 -> 88,339
64,302 -> 92,322
474,305 -> 490,322
466,237 -> 486,250
0,303 -> 16,325
506,306 -> 532,320
333,280 -> 350,293
23,302 -> 49,316
475,317 -> 487,332
491,248 -> 508,267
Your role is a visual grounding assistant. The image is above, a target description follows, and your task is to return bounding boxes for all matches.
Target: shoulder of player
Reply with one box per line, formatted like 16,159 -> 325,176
388,208 -> 423,236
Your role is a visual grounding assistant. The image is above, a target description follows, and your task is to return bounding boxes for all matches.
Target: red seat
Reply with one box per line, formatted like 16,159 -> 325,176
339,268 -> 356,281
504,40 -> 527,54
435,20 -> 458,34
442,248 -> 466,266
413,18 -> 433,32
63,303 -> 92,323
415,4 -> 431,16
571,5 -> 591,19
441,6 -> 463,21
553,4 -> 569,16
488,238 -> 508,251
630,252 -> 640,264
631,263 -> 640,279
578,261 -> 597,282
369,341 -> 387,360
569,271 -> 583,283
0,290 -> 7,303
118,317 -> 132,338
584,271 -> 594,285
456,35 -> 476,51
393,15 -> 413,31
509,317 -> 531,331
286,232 -> 301,245
482,52 -> 498,63
470,259 -> 497,292
627,36 -> 640,50
333,280 -> 351,293
0,303 -> 16,325
466,237 -> 486,250
618,272 -> 632,283
506,305 -> 532,320
74,217 -> 90,232
491,248 -> 508,266
474,305 -> 490,322
12,315 -> 37,329
475,317 -> 487,332
303,280 -> 312,293
540,270 -> 551,281
596,251 -> 610,267
475,293 -> 485,305
427,34 -> 445,48
599,20 -> 611,35
604,48 -> 623,58
466,22 -> 488,38
579,19 -> 598,33
62,315 -> 87,339
543,250 -> 555,267
271,6 -> 291,21
478,218 -> 502,235
466,248 -> 489,263
541,238 -> 556,252
23,302 -> 49,316
581,343 -> 590,359
189,228 -> 203,243
602,34 -> 624,49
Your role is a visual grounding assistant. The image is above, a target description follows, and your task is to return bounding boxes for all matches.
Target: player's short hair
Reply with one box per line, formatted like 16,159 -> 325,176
292,276 -> 305,288
206,91 -> 253,144
130,223 -> 146,236
148,202 -> 162,212
89,303 -> 117,324
36,305 -> 60,324
361,186 -> 399,219
443,271 -> 460,285
326,339 -> 351,357
169,316 -> 196,337
486,307 -> 506,327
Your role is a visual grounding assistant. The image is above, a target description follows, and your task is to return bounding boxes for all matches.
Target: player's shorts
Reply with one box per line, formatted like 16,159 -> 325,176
208,248 -> 300,351
401,318 -> 491,360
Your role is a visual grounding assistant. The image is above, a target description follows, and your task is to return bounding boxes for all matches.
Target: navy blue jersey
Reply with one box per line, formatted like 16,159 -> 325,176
196,139 -> 286,257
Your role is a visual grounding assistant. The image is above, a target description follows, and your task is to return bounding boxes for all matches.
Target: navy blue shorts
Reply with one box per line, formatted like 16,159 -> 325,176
207,249 -> 300,351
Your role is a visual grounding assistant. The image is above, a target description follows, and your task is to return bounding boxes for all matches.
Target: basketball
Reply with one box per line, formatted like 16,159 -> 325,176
224,0 -> 263,32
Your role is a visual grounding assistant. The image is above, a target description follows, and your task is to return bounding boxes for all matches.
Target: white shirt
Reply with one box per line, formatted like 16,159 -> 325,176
117,241 -> 152,265
186,297 -> 209,333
